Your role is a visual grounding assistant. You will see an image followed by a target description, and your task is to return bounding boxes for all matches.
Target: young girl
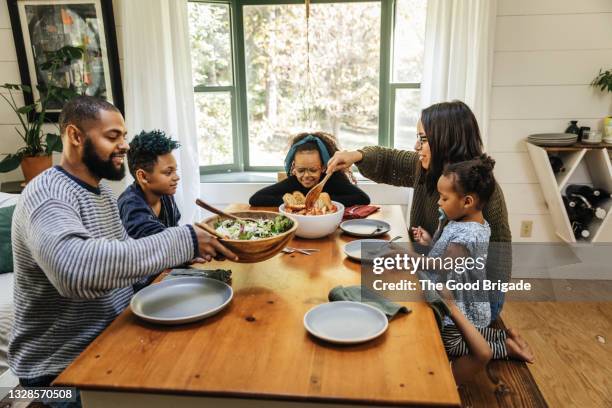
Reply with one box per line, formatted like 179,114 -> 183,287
410,155 -> 533,378
249,132 -> 370,207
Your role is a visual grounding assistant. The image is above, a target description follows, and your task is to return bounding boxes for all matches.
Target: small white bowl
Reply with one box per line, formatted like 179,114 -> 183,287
279,201 -> 344,239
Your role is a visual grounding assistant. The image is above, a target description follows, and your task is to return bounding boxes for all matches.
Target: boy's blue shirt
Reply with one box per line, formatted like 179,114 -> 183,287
118,183 -> 181,239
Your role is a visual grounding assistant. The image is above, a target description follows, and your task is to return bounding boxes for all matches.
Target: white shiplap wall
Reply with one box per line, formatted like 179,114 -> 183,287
489,0 -> 612,242
0,0 -> 123,185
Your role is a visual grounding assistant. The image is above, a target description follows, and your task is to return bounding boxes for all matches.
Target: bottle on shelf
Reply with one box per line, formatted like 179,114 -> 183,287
571,220 -> 590,240
549,155 -> 565,174
571,193 -> 606,220
565,120 -> 580,135
591,187 -> 612,205
566,184 -> 611,213
563,195 -> 593,224
578,127 -> 591,142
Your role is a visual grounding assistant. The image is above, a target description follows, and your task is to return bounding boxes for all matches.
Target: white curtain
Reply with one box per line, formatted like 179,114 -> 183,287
420,0 -> 497,147
121,0 -> 200,224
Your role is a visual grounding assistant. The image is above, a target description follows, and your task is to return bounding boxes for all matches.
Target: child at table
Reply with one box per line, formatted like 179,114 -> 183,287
249,132 -> 370,207
409,155 -> 533,376
118,130 -> 202,289
118,130 -> 182,238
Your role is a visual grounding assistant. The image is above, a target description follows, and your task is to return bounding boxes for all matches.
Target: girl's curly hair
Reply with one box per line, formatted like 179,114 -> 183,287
127,130 -> 180,178
443,154 -> 496,209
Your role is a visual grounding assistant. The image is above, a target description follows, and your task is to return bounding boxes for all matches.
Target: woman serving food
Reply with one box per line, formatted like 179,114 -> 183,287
326,100 -> 512,321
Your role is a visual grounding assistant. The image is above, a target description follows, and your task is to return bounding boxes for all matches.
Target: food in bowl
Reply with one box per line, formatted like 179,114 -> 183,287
279,200 -> 345,239
282,191 -> 338,215
202,210 -> 298,263
215,216 -> 293,240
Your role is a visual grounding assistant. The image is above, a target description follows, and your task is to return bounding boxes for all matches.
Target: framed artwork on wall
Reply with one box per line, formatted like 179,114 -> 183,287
6,0 -> 123,121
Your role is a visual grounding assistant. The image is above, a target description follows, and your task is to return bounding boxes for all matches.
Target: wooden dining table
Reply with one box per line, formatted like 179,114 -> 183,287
54,204 -> 460,407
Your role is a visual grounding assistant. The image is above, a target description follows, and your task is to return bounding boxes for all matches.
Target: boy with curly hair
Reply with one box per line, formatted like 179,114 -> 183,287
118,130 -> 182,241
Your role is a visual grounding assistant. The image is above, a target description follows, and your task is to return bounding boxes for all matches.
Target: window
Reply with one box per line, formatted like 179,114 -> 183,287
188,0 -> 427,173
391,0 -> 426,150
188,2 -> 237,169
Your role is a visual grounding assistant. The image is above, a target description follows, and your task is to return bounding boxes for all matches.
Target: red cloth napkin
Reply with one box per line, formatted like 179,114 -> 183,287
343,205 -> 380,220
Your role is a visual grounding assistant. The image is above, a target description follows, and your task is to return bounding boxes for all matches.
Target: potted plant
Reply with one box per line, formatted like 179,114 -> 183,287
0,45 -> 84,182
591,68 -> 612,93
591,68 -> 612,142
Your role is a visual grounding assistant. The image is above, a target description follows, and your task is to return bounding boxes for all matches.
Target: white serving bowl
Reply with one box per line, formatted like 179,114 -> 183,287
279,201 -> 344,239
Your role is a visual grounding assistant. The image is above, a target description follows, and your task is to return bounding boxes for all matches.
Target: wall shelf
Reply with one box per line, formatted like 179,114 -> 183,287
527,142 -> 612,243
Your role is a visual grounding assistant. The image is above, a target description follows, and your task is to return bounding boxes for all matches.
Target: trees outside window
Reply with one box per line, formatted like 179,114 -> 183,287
188,0 -> 426,173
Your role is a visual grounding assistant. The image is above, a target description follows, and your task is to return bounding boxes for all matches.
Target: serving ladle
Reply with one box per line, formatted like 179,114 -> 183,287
196,198 -> 258,223
304,172 -> 333,209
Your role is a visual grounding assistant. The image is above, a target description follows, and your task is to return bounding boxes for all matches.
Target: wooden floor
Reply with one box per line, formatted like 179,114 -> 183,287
501,297 -> 612,407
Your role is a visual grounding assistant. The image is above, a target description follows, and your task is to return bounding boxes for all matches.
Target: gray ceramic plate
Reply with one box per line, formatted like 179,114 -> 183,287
528,133 -> 577,139
343,239 -> 389,262
528,134 -> 578,146
130,277 -> 233,325
304,301 -> 388,344
528,139 -> 577,146
340,219 -> 391,237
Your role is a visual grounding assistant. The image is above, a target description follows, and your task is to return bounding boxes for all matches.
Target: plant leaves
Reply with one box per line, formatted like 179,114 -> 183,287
45,133 -> 63,154
40,46 -> 85,71
0,154 -> 23,173
16,105 -> 34,114
591,67 -> 612,93
1,83 -> 21,90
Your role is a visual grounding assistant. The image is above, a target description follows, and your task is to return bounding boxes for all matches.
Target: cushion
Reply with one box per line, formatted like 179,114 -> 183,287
0,205 -> 15,274
0,193 -> 19,209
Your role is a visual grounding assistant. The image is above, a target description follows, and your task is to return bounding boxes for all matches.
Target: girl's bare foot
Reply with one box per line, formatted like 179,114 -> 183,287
505,329 -> 534,363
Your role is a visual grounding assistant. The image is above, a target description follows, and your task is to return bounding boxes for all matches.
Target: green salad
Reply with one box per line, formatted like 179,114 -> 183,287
215,216 -> 293,240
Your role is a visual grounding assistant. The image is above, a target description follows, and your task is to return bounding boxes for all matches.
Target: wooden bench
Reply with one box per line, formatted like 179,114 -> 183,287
458,319 -> 548,407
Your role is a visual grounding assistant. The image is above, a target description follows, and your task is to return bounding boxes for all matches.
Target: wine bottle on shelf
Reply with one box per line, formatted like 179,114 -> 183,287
571,221 -> 590,240
563,196 -> 590,224
566,184 -> 609,217
570,193 -> 606,220
549,155 -> 565,174
566,184 -> 595,199
591,187 -> 612,205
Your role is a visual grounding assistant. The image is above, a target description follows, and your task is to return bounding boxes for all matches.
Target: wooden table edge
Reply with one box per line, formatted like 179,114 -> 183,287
52,381 -> 460,407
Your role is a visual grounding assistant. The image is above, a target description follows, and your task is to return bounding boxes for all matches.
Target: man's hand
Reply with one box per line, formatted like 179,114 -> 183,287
193,225 -> 239,262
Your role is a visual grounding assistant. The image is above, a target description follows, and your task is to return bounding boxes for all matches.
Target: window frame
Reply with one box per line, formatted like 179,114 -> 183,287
190,0 -> 422,175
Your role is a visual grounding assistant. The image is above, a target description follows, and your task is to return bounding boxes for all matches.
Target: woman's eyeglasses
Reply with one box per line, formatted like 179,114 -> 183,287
416,133 -> 428,147
294,167 -> 323,176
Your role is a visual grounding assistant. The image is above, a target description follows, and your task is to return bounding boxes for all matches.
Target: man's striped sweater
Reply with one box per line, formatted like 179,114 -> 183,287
9,166 -> 197,379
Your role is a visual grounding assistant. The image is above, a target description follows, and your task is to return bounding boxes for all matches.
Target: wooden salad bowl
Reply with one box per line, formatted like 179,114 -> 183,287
201,211 -> 298,263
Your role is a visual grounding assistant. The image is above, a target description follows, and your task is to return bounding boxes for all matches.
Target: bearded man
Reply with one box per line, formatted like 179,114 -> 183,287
8,96 -> 236,397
